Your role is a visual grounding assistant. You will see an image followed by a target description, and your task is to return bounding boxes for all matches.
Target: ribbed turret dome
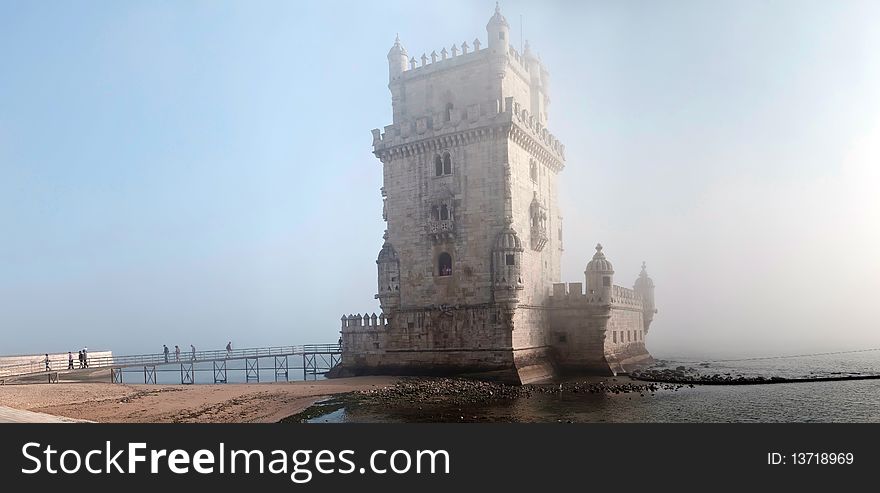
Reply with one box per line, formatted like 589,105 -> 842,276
387,34 -> 407,57
634,261 -> 654,289
487,2 -> 509,28
585,243 -> 614,273
377,241 -> 399,263
494,224 -> 523,251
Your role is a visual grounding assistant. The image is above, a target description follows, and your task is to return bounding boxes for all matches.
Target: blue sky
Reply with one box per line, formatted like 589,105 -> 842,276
2,0 -> 879,357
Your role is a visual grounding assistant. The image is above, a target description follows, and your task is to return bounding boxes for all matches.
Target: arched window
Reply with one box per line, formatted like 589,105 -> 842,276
442,152 -> 452,175
438,252 -> 452,277
505,254 -> 515,266
440,204 -> 449,220
431,206 -> 440,221
434,155 -> 443,177
529,159 -> 538,182
445,103 -> 454,122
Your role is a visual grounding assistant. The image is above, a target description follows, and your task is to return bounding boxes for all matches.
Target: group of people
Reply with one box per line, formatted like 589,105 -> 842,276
163,344 -> 197,363
44,348 -> 89,372
160,342 -> 234,363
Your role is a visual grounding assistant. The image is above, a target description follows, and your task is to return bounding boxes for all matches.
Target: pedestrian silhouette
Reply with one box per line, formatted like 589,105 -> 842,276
163,345 -> 169,363
68,352 -> 74,370
44,354 -> 50,372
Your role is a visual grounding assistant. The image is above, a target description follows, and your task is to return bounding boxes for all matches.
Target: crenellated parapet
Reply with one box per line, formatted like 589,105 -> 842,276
371,96 -> 565,170
395,39 -> 488,80
341,313 -> 389,331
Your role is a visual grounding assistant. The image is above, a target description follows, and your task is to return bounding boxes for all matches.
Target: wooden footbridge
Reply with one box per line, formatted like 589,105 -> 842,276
0,344 -> 341,385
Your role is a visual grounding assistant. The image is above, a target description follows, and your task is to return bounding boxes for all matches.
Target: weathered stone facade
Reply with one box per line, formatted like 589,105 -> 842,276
339,5 -> 658,384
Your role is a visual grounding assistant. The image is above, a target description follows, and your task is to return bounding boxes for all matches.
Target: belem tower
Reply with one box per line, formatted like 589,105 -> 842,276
338,5 -> 658,384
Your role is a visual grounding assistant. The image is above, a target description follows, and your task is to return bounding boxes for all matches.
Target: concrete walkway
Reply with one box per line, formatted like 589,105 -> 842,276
0,406 -> 92,423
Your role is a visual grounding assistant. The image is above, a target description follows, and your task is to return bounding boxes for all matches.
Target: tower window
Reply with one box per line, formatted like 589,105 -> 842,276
438,252 -> 453,277
529,160 -> 537,182
603,276 -> 611,287
442,152 -> 452,175
440,204 -> 449,220
499,32 -> 504,40
431,205 -> 440,220
505,254 -> 515,266
434,155 -> 443,176
445,103 -> 453,122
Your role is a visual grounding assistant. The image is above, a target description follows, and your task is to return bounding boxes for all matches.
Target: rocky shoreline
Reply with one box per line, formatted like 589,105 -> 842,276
631,366 -> 880,385
282,377 -> 694,422
354,377 -> 692,406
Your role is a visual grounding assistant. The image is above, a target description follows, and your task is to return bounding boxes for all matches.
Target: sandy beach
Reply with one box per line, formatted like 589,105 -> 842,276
0,377 -> 397,423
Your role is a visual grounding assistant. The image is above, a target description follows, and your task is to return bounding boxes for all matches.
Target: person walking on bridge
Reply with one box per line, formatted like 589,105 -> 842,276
82,347 -> 89,368
190,344 -> 196,361
226,341 -> 232,358
78,350 -> 84,369
174,345 -> 181,362
68,352 -> 74,370
163,345 -> 169,363
44,354 -> 50,372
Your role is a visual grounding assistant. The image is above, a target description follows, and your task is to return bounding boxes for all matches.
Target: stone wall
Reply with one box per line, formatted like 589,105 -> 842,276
340,304 -> 518,381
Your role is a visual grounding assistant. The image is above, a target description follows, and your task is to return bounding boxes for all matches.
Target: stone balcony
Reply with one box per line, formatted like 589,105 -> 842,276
427,219 -> 455,243
531,226 -> 548,251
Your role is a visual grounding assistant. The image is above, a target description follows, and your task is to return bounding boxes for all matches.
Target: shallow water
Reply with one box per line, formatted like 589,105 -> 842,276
305,351 -> 880,423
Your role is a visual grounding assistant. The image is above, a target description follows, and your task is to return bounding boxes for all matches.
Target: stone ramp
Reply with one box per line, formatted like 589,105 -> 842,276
0,406 -> 92,423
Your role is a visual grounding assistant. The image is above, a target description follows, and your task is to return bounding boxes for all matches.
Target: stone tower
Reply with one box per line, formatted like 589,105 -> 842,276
373,3 -> 563,313
339,4 -> 656,383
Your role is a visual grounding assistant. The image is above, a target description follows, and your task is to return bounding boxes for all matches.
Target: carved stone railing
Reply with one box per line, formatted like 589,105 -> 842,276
531,226 -> 548,251
427,219 -> 455,242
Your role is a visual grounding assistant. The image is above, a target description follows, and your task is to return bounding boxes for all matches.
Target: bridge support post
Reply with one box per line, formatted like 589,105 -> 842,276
111,368 -> 123,384
144,366 -> 156,385
180,362 -> 194,385
245,357 -> 260,383
303,353 -> 318,380
213,360 -> 227,383
274,356 -> 288,382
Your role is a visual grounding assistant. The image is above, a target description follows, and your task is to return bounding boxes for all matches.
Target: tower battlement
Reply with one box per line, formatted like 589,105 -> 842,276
371,96 -> 565,167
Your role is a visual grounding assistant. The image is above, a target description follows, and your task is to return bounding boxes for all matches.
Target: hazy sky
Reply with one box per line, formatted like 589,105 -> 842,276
1,0 -> 878,358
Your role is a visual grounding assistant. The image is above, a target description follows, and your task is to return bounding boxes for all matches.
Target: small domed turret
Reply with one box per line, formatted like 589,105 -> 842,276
375,240 -> 401,311
387,34 -> 408,82
585,243 -> 614,302
486,2 -> 510,56
634,261 -> 657,331
492,222 -> 524,304
634,261 -> 654,291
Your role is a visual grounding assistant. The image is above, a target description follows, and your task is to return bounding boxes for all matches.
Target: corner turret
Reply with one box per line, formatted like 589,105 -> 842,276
375,239 -> 401,311
492,222 -> 524,306
633,261 -> 657,332
486,2 -> 510,56
585,243 -> 614,303
387,34 -> 408,83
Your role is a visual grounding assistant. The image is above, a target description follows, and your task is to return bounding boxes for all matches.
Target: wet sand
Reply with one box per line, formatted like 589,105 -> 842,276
0,377 -> 397,423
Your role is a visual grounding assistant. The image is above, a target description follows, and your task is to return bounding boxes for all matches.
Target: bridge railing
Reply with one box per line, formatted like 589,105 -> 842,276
0,344 -> 341,377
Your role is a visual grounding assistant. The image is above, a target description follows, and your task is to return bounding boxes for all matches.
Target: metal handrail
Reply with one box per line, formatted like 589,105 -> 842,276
0,344 -> 341,377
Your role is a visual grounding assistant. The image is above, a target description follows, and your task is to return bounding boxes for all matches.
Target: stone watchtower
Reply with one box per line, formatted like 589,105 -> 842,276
339,4 -> 657,383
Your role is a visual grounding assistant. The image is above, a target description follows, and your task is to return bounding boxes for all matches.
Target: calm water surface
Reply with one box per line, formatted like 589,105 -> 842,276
306,352 -> 880,423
